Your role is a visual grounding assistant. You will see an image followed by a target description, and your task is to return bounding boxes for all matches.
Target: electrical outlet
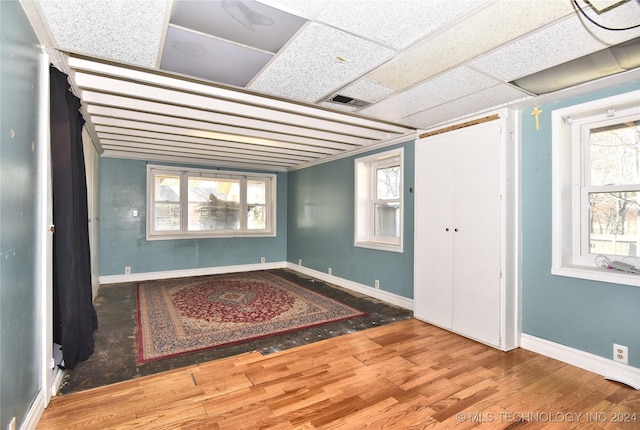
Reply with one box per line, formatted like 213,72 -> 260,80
261,257 -> 265,263
298,259 -> 302,265
9,417 -> 16,430
328,267 -> 332,275
374,279 -> 380,289
125,266 -> 131,275
613,343 -> 628,364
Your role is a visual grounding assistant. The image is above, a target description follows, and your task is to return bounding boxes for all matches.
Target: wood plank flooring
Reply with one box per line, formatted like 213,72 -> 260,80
37,319 -> 639,429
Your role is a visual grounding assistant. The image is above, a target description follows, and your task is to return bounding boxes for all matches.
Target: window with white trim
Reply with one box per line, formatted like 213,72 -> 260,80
147,165 -> 276,240
355,148 -> 403,252
552,91 -> 640,284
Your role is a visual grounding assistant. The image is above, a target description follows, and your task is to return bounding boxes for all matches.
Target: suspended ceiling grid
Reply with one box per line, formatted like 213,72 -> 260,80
24,0 -> 640,171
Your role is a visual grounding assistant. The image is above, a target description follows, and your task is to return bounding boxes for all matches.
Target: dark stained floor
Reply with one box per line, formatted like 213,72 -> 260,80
59,268 -> 413,394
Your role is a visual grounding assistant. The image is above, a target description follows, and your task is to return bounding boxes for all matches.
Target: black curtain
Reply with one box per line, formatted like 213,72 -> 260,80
50,66 -> 97,369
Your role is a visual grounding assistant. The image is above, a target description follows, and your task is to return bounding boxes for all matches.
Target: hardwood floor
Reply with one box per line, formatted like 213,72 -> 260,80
37,319 -> 639,429
59,268 -> 412,394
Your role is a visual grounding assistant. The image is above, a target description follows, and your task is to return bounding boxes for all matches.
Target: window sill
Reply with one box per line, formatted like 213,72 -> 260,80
147,232 -> 276,241
355,241 -> 403,253
552,265 -> 640,287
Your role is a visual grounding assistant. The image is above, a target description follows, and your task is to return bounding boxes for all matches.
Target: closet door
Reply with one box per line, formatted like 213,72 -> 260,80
450,121 -> 502,346
414,132 -> 454,328
414,119 -> 504,348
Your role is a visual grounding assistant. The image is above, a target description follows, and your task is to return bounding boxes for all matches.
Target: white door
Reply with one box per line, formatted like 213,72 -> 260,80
414,120 -> 503,347
414,135 -> 454,328
450,121 -> 502,346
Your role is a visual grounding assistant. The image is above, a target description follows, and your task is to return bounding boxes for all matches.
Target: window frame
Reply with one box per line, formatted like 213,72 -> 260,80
551,90 -> 640,286
146,165 -> 276,240
354,148 -> 404,252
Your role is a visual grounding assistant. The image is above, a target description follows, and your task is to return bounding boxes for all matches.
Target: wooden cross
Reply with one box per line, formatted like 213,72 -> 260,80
531,106 -> 542,131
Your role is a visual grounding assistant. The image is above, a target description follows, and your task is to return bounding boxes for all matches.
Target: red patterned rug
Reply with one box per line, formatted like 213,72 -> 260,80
136,271 -> 366,363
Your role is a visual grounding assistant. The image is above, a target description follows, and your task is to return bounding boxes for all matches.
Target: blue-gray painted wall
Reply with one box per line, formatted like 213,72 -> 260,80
0,1 -> 43,427
100,142 -> 415,300
521,81 -> 640,368
98,87 -> 640,370
287,141 -> 415,299
99,158 -> 287,275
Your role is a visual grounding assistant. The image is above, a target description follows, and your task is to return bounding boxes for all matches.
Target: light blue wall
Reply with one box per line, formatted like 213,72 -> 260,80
0,1 -> 43,427
96,78 -> 639,369
287,141 -> 415,299
99,158 -> 287,276
521,81 -> 640,368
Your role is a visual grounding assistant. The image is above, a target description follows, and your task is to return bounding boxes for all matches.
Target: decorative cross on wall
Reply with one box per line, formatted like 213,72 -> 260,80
531,106 -> 543,131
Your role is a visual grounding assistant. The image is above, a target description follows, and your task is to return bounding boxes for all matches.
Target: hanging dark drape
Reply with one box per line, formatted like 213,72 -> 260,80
50,65 -> 97,369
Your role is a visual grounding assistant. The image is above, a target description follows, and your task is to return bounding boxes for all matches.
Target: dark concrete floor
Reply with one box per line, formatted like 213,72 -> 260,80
59,268 -> 413,395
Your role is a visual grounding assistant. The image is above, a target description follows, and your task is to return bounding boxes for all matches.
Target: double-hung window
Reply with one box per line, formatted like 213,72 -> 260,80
355,148 -> 404,252
147,165 -> 276,240
552,91 -> 640,284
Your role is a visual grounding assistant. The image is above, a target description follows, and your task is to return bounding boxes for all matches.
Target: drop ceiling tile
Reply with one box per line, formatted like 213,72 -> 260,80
469,5 -> 640,82
170,0 -> 306,53
365,0 -> 575,91
255,0 -> 327,20
37,0 -> 166,68
315,0 -> 485,50
161,26 -> 272,87
576,0 -> 640,42
400,84 -> 530,129
361,67 -> 501,120
340,79 -> 395,103
248,23 -> 394,102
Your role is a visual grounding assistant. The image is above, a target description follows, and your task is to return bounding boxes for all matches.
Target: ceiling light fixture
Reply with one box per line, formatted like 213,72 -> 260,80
222,0 -> 274,30
511,36 -> 640,94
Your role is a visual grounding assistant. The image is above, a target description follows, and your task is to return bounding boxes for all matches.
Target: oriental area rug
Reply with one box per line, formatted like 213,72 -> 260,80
136,271 -> 366,363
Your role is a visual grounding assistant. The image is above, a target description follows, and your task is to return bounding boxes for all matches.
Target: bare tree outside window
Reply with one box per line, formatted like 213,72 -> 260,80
588,120 -> 640,257
375,165 -> 401,237
188,178 -> 240,231
247,180 -> 267,229
154,175 -> 181,231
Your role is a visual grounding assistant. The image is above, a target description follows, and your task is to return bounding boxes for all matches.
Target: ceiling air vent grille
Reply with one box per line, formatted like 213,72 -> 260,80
326,94 -> 371,108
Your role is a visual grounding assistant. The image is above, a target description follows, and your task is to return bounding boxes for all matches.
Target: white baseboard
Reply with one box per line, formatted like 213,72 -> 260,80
23,390 -> 45,430
285,262 -> 414,310
98,261 -> 287,285
521,333 -> 640,390
51,367 -> 65,396
100,261 -> 413,310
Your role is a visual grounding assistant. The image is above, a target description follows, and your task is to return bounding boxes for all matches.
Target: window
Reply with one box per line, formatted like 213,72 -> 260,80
552,91 -> 640,285
147,165 -> 275,240
355,148 -> 403,252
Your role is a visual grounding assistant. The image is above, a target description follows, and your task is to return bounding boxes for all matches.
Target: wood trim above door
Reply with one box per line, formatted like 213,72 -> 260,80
418,114 -> 500,139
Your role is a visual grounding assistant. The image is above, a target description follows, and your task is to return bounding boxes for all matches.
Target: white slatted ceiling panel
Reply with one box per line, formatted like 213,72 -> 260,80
66,55 -> 415,172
